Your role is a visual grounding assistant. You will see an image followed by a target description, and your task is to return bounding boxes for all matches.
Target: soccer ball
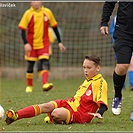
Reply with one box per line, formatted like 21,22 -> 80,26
44,116 -> 51,123
0,105 -> 4,120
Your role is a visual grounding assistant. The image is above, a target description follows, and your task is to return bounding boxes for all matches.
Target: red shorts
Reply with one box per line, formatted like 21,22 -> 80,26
51,99 -> 94,124
25,47 -> 50,61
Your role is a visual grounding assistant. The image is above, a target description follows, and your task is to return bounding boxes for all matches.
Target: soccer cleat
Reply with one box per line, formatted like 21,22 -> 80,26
5,109 -> 18,125
112,97 -> 122,115
25,86 -> 33,93
130,110 -> 133,121
42,83 -> 53,91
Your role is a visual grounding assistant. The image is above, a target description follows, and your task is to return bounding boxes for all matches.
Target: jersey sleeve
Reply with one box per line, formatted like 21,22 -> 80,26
101,2 -> 116,27
18,11 -> 30,30
93,78 -> 108,108
45,8 -> 58,27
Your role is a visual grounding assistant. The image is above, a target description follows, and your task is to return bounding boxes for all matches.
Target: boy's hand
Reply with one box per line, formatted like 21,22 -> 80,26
58,42 -> 66,52
88,112 -> 103,119
24,43 -> 32,52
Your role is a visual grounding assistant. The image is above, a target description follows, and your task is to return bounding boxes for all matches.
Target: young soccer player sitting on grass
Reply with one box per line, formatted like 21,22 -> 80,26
5,55 -> 108,125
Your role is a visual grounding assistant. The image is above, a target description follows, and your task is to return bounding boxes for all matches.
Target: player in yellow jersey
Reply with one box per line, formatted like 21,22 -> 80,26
5,55 -> 108,125
18,1 -> 66,93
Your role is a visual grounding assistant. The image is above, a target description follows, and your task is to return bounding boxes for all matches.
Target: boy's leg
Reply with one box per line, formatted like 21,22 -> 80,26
40,59 -> 53,91
50,107 -> 70,124
25,61 -> 35,93
5,105 -> 41,125
37,60 -> 42,80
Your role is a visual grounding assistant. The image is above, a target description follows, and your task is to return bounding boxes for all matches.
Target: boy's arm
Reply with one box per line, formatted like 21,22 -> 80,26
88,104 -> 107,119
21,30 -> 27,44
97,103 -> 107,116
53,27 -> 66,52
20,29 -> 31,52
53,27 -> 61,43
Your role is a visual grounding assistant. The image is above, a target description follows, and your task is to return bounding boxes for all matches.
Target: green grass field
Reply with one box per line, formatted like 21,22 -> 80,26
0,76 -> 133,132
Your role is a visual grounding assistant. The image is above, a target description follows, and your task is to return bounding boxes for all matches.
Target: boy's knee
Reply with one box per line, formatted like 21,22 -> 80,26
51,108 -> 60,118
51,108 -> 68,124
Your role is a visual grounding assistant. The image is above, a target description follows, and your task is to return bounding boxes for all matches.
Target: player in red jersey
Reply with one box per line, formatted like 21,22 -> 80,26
18,1 -> 66,93
5,55 -> 108,125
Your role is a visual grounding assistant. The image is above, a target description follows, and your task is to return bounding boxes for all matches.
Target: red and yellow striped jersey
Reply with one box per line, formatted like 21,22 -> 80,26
67,74 -> 108,113
18,6 -> 58,49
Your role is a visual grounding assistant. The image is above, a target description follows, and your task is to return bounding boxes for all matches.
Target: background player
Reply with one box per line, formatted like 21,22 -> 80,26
18,1 -> 66,93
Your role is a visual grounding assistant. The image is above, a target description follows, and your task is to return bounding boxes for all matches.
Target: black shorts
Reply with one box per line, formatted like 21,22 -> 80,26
113,27 -> 133,64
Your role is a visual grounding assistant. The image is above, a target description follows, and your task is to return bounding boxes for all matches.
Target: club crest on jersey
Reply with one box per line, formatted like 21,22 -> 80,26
86,90 -> 91,96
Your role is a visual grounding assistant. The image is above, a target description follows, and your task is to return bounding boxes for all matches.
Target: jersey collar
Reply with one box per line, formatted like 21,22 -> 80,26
30,5 -> 44,12
87,74 -> 102,81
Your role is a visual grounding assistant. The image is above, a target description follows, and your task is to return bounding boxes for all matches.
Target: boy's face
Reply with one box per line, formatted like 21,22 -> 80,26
30,1 -> 42,10
83,59 -> 100,80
